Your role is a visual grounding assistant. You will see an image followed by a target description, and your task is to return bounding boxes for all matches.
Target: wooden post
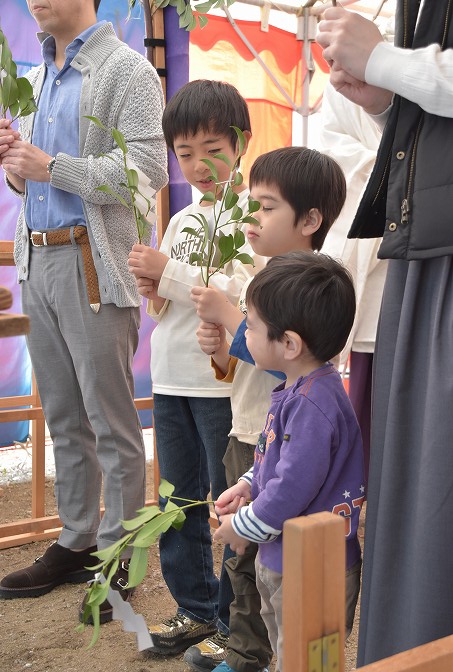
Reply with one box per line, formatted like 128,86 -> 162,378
283,512 -> 345,672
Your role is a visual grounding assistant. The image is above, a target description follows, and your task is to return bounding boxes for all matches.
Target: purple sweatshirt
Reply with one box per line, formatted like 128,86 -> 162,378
232,363 -> 364,574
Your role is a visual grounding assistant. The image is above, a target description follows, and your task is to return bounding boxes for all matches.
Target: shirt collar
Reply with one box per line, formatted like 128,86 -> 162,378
41,20 -> 107,67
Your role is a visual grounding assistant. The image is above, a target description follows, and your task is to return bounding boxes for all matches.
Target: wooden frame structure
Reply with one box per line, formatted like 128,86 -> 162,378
0,237 -> 158,549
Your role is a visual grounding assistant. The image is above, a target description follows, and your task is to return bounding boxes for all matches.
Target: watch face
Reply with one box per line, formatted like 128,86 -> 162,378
47,158 -> 56,174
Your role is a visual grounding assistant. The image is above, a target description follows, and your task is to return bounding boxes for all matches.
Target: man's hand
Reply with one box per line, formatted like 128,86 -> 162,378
329,63 -> 393,114
191,285 -> 231,324
215,480 -> 251,516
0,119 -> 20,161
213,514 -> 250,555
317,7 -> 393,114
128,244 -> 169,282
2,139 -> 52,182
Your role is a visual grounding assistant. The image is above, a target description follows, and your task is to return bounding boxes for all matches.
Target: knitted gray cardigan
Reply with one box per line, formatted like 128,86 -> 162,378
12,23 -> 168,307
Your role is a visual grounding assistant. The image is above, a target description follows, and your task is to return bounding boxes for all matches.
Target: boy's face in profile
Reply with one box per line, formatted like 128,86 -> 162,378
173,130 -> 242,198
247,183 -> 312,257
245,305 -> 282,372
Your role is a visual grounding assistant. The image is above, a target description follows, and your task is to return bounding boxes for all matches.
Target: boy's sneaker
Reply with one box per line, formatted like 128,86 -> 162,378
183,630 -> 229,671
210,664 -> 269,672
146,613 -> 217,656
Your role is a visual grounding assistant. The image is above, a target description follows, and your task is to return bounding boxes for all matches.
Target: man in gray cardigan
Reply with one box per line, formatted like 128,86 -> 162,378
0,0 -> 167,623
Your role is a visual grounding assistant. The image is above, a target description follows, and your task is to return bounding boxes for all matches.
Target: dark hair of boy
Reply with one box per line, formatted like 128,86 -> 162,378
246,250 -> 356,363
249,147 -> 346,252
162,79 -> 251,153
95,0 -> 101,11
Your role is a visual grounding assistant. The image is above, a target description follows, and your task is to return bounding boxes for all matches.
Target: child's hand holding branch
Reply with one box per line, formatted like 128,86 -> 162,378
214,514 -> 250,556
128,244 -> 169,282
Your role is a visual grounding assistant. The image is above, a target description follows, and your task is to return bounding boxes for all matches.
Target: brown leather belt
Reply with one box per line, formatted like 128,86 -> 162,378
30,226 -> 101,313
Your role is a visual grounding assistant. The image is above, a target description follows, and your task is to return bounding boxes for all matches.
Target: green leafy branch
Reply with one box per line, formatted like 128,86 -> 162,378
86,116 -> 155,243
77,479 -> 213,647
128,0 -> 236,32
0,28 -> 38,120
182,126 -> 259,286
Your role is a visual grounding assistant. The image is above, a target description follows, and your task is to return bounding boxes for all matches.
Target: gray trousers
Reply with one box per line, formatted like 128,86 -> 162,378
22,241 -> 146,550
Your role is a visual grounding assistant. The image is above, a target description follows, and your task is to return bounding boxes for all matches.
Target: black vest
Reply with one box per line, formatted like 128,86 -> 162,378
348,0 -> 453,260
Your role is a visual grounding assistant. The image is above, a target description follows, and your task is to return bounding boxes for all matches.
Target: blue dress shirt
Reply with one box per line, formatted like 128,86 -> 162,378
25,22 -> 106,230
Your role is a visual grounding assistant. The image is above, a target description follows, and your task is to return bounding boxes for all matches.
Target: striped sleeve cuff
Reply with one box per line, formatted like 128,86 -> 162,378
232,503 -> 281,544
239,467 -> 254,486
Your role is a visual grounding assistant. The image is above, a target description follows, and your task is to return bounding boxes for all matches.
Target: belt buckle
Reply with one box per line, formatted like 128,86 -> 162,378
31,231 -> 47,247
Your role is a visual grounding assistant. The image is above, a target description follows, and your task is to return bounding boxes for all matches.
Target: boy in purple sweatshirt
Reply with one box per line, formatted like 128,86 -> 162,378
213,251 -> 365,672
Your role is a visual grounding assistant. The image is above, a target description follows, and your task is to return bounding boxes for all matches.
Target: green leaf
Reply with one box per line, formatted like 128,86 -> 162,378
213,153 -> 232,169
194,0 -> 215,12
218,234 -> 235,257
200,158 -> 218,182
112,127 -> 127,154
0,39 -> 12,70
234,253 -> 255,266
16,77 -> 34,109
247,199 -> 261,214
127,546 -> 149,588
234,229 -> 245,249
87,605 -> 101,649
137,212 -> 149,244
176,0 -> 186,14
230,205 -> 243,221
91,536 -> 128,563
187,14 -> 197,30
181,226 -> 203,239
188,212 -> 209,249
241,216 -> 260,225
198,15 -> 209,28
9,101 -> 19,118
171,509 -> 186,530
86,581 -> 110,607
233,172 -> 243,187
232,126 -> 246,157
131,508 -> 184,542
189,252 -> 204,266
84,115 -> 106,130
96,184 -> 129,208
122,505 -> 161,531
1,73 -> 18,112
127,168 -> 139,189
199,191 -> 216,204
159,479 -> 176,498
224,189 -> 239,211
17,98 -> 38,118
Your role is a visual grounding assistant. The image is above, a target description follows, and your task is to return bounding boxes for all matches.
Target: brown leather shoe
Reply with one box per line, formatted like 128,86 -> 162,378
0,543 -> 97,599
79,560 -> 135,625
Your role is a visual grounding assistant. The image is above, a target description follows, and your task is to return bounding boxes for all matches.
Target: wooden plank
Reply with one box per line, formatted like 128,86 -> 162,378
0,408 -> 44,422
0,395 -> 37,409
0,529 -> 61,549
0,240 -> 14,266
0,313 -> 30,337
0,286 -> 13,310
361,635 -> 453,672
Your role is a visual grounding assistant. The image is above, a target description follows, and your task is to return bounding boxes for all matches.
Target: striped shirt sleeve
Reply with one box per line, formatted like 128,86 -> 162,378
232,503 -> 281,544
